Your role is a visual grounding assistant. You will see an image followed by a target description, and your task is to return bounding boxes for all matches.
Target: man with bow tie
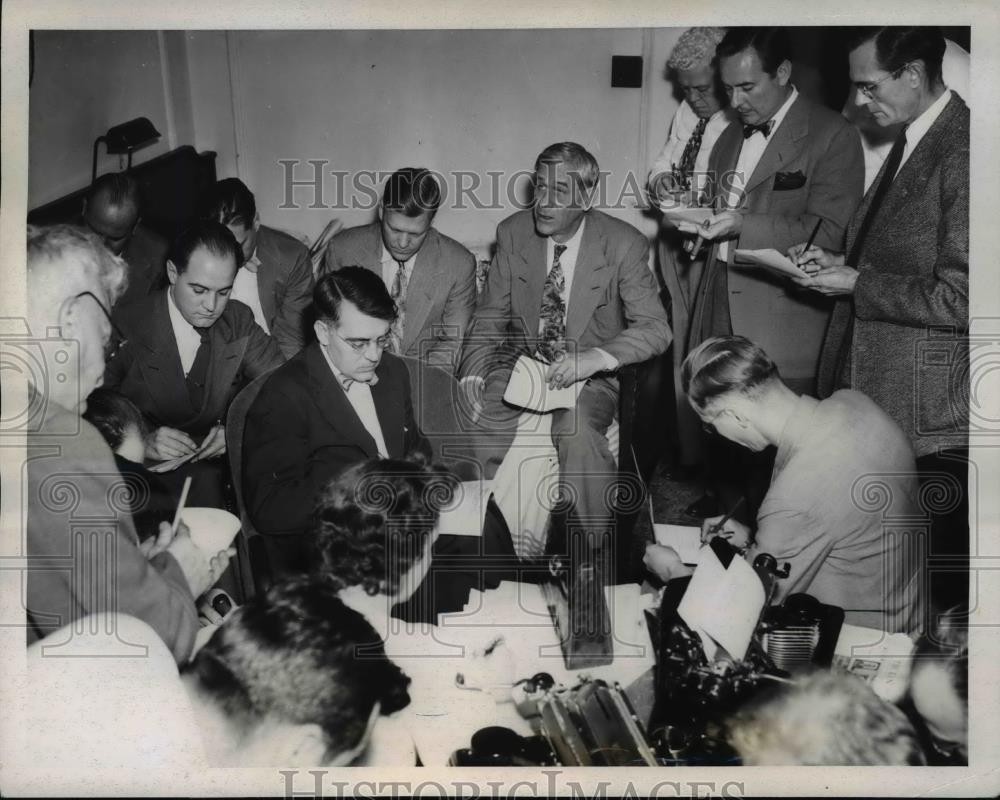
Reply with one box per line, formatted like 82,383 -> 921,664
681,27 -> 864,397
242,267 -> 431,577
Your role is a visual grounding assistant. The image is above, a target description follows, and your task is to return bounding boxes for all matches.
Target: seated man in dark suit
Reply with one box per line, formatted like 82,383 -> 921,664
104,221 -> 285,508
82,171 -> 168,307
320,168 -> 477,373
203,178 -> 314,359
243,267 -> 431,577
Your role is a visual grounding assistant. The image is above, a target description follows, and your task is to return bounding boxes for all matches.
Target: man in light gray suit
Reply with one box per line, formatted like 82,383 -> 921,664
791,26 -> 969,613
320,168 -> 477,374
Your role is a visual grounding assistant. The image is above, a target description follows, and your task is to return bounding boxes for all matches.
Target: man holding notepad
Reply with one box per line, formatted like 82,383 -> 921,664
459,142 -> 671,557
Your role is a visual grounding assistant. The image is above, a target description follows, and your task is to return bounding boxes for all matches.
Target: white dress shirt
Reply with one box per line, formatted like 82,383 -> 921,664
542,217 -> 618,371
719,86 -> 799,261
896,88 -> 952,176
166,287 -> 203,376
380,248 -> 416,296
648,100 -> 733,194
318,342 -> 390,458
230,251 -> 270,333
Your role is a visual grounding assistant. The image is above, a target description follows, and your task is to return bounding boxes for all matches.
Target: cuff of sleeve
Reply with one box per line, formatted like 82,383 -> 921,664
593,348 -> 619,372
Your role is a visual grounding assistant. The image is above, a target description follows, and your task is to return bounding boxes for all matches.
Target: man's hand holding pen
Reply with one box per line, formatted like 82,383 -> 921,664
700,515 -> 751,548
787,242 -> 858,296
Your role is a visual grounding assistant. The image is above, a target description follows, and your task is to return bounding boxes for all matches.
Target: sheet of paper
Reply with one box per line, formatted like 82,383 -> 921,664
652,523 -> 703,565
833,623 -> 916,702
659,205 -> 714,225
678,546 -> 765,661
503,354 -> 585,412
733,247 -> 804,280
436,480 -> 492,537
147,450 -> 197,473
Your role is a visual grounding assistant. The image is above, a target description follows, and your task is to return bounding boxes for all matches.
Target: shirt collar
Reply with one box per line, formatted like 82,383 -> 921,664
245,248 -> 261,272
548,214 -> 587,259
318,341 -> 379,390
166,287 -> 201,337
905,88 -> 952,151
764,85 -> 799,133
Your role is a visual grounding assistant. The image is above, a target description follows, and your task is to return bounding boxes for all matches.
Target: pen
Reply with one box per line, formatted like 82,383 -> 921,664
709,496 -> 746,537
170,476 -> 192,536
799,217 -> 823,268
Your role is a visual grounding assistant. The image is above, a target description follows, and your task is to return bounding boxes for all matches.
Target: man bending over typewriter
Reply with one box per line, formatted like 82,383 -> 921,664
644,335 -> 924,634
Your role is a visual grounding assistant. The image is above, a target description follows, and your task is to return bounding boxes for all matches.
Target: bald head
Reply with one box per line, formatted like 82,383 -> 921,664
83,173 -> 141,255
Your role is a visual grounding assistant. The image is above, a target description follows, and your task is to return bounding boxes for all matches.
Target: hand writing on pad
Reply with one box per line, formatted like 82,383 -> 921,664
700,515 -> 751,548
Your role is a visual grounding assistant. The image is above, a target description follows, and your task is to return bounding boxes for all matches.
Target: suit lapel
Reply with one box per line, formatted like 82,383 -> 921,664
371,358 -> 405,457
401,230 -> 441,353
514,229 -> 547,343
744,95 -> 809,195
305,343 -> 379,458
254,227 -> 278,325
565,215 -> 608,341
132,292 -> 198,421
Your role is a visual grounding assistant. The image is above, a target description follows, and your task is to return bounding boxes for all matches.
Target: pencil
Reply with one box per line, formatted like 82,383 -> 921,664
170,476 -> 192,536
803,217 -> 823,255
709,496 -> 746,536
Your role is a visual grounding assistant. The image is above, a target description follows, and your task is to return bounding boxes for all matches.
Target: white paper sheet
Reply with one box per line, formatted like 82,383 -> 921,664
147,450 -> 197,473
678,546 -> 765,661
733,247 -> 805,280
436,480 -> 492,537
652,523 -> 703,565
659,206 -> 714,225
833,623 -> 916,702
503,355 -> 585,412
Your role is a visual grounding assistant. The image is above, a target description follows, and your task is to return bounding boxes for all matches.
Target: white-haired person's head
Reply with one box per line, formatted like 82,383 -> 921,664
667,27 -> 728,121
26,224 -> 128,414
728,670 -> 925,765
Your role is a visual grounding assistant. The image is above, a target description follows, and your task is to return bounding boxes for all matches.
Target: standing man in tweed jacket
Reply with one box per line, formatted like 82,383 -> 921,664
791,27 -> 969,614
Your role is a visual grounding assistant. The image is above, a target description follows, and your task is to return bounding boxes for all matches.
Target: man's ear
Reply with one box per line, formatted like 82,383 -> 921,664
56,293 -> 81,340
166,260 -> 179,286
313,319 -> 328,345
776,59 -> 792,86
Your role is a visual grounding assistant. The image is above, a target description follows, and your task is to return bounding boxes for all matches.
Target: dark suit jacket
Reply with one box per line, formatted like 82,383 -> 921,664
26,398 -> 198,663
320,220 -> 477,372
112,222 -> 169,309
242,343 -> 430,574
818,93 -> 969,457
254,225 -> 314,359
459,209 -> 671,378
104,290 -> 285,439
691,93 -> 864,389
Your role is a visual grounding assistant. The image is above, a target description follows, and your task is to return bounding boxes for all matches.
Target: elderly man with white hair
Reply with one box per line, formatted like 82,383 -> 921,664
648,27 -> 735,485
23,224 -> 231,663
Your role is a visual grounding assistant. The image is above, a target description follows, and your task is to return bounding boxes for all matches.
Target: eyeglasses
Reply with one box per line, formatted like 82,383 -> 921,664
855,63 -> 910,100
73,291 -> 128,360
330,325 -> 393,354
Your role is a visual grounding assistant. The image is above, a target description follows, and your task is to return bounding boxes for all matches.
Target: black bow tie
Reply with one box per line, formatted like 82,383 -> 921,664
743,120 -> 774,139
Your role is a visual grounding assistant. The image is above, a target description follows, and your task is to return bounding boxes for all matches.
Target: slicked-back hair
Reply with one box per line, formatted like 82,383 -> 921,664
86,171 -> 140,211
381,167 -> 442,217
314,266 -> 397,326
845,26 -> 946,87
167,221 -> 243,274
682,335 -> 780,412
82,387 -> 148,451
534,141 -> 601,193
716,27 -> 792,76
203,177 -> 257,229
182,578 -> 411,762
27,224 -> 128,306
314,456 -> 458,597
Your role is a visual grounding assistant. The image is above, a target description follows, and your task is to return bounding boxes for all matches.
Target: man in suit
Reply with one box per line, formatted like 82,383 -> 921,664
682,27 -> 864,395
320,168 -> 477,373
24,224 -> 230,663
203,178 -> 314,359
460,142 -> 671,557
82,171 -> 168,308
104,221 -> 284,508
791,27 -> 969,613
242,268 -> 431,577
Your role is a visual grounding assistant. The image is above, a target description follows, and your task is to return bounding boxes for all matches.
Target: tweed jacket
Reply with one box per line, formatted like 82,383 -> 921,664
817,93 -> 969,457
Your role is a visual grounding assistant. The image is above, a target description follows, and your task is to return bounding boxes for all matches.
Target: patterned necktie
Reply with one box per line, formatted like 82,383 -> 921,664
388,259 -> 407,354
678,116 -> 709,185
537,244 -> 568,362
742,119 -> 774,139
847,127 -> 908,266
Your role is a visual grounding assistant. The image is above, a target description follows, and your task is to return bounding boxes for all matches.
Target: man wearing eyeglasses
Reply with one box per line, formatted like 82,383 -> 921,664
242,267 -> 431,577
790,27 -> 969,614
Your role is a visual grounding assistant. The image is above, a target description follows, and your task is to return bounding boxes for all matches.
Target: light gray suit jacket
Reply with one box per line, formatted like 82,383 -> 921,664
320,220 -> 477,373
817,93 -> 969,457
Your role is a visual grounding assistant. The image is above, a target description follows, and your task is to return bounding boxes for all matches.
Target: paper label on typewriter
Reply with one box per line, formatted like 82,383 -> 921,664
677,546 -> 765,661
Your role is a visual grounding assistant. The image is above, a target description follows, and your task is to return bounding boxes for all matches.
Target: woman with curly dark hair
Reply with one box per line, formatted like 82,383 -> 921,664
313,455 -> 458,636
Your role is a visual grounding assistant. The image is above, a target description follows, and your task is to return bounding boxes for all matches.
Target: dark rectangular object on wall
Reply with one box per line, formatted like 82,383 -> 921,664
611,55 -> 643,88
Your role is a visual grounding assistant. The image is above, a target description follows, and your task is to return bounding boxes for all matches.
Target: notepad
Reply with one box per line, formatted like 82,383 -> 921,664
147,450 -> 198,473
659,206 -> 714,225
652,523 -> 703,565
733,248 -> 806,280
503,355 -> 585,412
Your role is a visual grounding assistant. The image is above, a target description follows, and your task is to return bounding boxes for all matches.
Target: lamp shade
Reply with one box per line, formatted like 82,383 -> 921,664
104,117 -> 161,154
